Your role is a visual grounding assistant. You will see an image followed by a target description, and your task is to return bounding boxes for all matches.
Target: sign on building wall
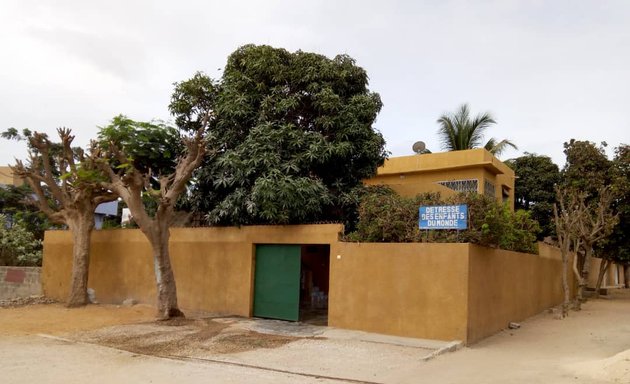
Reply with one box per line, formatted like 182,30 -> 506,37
419,204 -> 468,230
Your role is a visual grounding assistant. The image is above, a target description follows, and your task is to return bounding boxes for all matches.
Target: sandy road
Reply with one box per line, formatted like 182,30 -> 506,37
1,335 -> 346,384
1,291 -> 629,383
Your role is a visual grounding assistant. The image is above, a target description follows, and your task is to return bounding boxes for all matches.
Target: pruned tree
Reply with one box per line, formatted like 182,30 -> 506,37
95,74 -> 216,319
554,186 -> 617,311
3,128 -> 117,306
559,139 -> 618,305
573,187 -> 617,305
553,188 -> 581,317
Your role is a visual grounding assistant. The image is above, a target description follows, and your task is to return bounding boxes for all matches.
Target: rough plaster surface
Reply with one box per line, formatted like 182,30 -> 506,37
0,267 -> 42,300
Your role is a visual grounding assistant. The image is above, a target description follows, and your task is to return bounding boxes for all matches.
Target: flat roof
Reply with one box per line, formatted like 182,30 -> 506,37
375,149 -> 514,177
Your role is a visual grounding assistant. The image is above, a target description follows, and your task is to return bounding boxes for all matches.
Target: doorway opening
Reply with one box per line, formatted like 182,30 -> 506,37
299,245 -> 330,325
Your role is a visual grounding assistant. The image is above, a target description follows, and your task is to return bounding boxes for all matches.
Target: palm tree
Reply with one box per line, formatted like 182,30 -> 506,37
437,104 -> 517,157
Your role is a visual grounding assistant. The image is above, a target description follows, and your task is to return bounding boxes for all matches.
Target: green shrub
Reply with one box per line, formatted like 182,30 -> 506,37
347,187 -> 540,254
0,214 -> 43,266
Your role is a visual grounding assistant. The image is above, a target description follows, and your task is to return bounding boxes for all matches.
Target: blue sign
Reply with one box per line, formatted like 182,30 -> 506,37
419,204 -> 468,230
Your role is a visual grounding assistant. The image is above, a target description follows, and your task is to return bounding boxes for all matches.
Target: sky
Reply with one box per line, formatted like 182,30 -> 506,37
0,0 -> 628,167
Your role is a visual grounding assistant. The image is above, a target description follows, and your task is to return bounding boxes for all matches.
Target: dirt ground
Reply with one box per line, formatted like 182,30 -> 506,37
2,291 -> 630,383
0,302 -> 156,335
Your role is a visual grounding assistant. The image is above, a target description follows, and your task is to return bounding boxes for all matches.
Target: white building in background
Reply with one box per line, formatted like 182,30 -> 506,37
2,166 -> 120,229
121,208 -> 132,227
94,201 -> 119,230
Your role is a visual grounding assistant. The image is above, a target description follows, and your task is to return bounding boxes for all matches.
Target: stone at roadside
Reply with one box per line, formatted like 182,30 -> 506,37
123,298 -> 138,307
87,288 -> 98,304
508,322 -> 521,329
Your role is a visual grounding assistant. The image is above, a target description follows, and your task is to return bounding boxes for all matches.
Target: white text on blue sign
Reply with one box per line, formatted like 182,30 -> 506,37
419,205 -> 468,230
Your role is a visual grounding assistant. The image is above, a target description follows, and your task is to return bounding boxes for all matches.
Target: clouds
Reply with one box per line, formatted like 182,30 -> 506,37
0,0 -> 628,167
27,27 -> 148,83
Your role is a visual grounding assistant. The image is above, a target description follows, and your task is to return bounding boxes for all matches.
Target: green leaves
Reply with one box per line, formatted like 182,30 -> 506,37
0,214 -> 43,266
169,72 -> 219,132
98,115 -> 182,176
437,104 -> 516,157
506,153 -> 560,239
348,188 -> 540,254
187,44 -> 387,226
561,139 -> 611,199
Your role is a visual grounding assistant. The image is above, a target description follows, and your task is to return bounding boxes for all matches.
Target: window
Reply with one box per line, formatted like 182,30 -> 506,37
437,179 -> 478,193
484,179 -> 495,198
502,186 -> 510,203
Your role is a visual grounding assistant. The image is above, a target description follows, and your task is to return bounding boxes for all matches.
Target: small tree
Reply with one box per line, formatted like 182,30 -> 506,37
4,128 -> 117,306
505,153 -> 560,239
553,188 -> 581,317
0,214 -> 42,266
0,184 -> 51,241
575,187 -> 617,305
554,186 -> 617,310
558,139 -> 618,307
96,75 -> 216,319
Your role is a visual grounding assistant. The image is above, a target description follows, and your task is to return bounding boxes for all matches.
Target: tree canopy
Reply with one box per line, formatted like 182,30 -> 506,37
0,184 -> 51,241
186,45 -> 387,226
505,153 -> 560,239
95,74 -> 217,318
0,214 -> 42,266
561,139 -> 611,199
437,104 -> 517,157
599,144 -> 630,266
554,139 -> 620,308
3,128 -> 117,306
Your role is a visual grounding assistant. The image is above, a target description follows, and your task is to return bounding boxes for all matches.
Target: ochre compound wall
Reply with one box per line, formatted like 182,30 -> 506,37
328,242 -> 568,344
328,242 -> 470,341
44,227 -> 567,344
588,257 -> 627,288
466,243 -> 566,343
42,224 -> 343,316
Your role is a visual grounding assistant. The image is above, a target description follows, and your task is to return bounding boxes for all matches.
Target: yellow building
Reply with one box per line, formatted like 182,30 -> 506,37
0,166 -> 22,186
364,148 -> 515,209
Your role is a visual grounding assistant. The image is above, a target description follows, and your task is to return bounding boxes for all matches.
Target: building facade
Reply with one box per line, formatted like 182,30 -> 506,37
364,148 -> 515,209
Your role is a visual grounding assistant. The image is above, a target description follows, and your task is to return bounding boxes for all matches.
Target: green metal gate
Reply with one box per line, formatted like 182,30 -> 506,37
253,244 -> 301,321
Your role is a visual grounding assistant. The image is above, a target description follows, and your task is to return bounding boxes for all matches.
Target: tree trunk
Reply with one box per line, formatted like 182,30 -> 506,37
66,211 -> 95,307
578,244 -> 593,303
572,251 -> 583,310
146,222 -> 184,319
561,242 -> 571,318
625,265 -> 630,289
593,259 -> 610,299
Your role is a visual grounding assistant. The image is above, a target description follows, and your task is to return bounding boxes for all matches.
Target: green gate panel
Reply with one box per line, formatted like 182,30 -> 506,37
253,245 -> 301,321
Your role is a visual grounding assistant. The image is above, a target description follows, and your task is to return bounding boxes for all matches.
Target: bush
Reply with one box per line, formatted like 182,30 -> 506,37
346,187 -> 540,254
0,214 -> 43,266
